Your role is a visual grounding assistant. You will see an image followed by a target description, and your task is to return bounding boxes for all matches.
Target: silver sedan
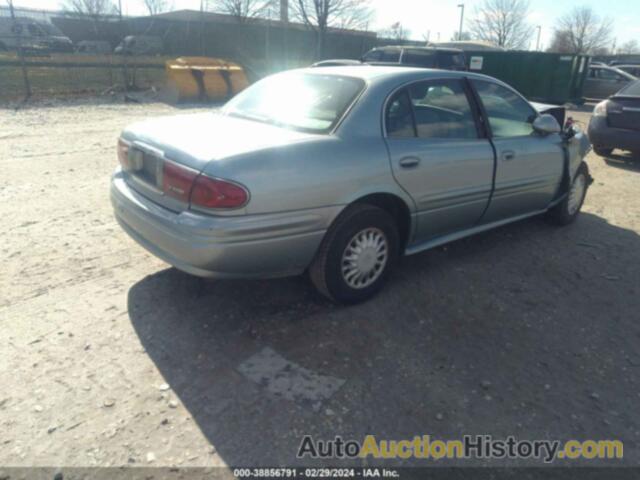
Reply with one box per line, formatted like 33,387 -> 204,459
111,66 -> 591,303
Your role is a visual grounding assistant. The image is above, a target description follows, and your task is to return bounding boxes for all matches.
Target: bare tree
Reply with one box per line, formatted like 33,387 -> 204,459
468,0 -> 534,50
546,29 -> 572,53
210,0 -> 273,21
619,39 -> 640,55
552,6 -> 613,55
60,0 -> 118,19
292,0 -> 373,58
143,0 -> 172,15
378,22 -> 410,41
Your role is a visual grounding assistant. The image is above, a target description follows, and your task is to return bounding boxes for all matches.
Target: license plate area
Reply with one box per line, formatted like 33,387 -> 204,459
608,100 -> 640,131
127,144 -> 164,191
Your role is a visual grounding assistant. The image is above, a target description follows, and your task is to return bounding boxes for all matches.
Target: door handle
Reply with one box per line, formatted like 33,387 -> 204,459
399,156 -> 420,169
502,150 -> 516,161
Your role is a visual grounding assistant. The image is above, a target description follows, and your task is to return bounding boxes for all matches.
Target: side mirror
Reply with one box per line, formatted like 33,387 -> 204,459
533,114 -> 561,135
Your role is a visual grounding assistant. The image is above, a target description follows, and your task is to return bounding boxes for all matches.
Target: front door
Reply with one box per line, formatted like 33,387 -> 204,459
384,78 -> 495,243
470,79 -> 564,223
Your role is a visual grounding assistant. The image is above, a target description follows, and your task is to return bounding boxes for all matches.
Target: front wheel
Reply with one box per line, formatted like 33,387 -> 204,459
545,162 -> 590,226
309,204 -> 399,304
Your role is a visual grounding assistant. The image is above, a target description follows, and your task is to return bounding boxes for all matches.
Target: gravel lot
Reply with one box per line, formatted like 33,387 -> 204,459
1,100 -> 639,469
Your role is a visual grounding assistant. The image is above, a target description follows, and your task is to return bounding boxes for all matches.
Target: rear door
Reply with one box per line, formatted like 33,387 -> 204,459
385,78 -> 495,242
470,79 -> 563,222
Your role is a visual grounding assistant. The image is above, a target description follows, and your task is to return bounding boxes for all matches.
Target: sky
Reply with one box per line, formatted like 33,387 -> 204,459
9,0 -> 640,49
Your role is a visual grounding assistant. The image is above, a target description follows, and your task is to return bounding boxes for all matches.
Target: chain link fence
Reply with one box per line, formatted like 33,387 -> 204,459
0,6 -> 422,104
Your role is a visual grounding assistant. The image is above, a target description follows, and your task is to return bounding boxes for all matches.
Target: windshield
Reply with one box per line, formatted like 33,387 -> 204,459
617,80 -> 640,97
223,73 -> 365,133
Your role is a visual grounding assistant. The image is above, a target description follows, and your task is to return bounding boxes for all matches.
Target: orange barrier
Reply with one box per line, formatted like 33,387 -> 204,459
166,57 -> 249,102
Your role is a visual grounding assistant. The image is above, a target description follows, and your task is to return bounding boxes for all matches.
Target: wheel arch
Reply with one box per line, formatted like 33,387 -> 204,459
344,192 -> 414,252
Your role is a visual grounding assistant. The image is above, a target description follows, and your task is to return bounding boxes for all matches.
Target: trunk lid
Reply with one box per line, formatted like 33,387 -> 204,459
607,97 -> 640,131
120,112 -> 317,212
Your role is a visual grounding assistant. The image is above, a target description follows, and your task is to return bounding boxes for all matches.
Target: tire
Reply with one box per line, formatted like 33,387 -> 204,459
593,146 -> 613,157
309,204 -> 400,304
545,162 -> 590,226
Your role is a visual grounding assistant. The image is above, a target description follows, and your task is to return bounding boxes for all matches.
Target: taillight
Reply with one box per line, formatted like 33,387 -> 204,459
162,161 -> 198,203
593,100 -> 608,118
161,160 -> 249,210
190,175 -> 249,209
117,138 -> 130,169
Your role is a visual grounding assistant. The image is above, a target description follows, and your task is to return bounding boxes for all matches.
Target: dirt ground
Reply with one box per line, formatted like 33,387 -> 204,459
1,99 -> 639,470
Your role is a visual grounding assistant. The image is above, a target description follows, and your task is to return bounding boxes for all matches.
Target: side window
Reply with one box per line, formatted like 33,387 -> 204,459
386,90 -> 415,138
407,79 -> 478,139
438,52 -> 466,69
402,49 -> 436,67
362,50 -> 382,62
379,48 -> 401,62
598,69 -> 620,81
472,80 -> 537,138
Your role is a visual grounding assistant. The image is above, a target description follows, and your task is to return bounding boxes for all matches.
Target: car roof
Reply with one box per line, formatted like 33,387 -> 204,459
370,45 -> 463,53
292,65 -> 513,91
295,65 -> 478,82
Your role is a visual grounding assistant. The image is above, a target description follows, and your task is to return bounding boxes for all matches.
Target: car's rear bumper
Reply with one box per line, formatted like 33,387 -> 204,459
110,170 -> 334,279
588,117 -> 640,153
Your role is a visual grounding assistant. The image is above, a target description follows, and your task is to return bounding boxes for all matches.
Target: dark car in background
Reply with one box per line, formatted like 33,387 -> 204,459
312,46 -> 467,71
588,79 -> 640,158
361,46 -> 467,70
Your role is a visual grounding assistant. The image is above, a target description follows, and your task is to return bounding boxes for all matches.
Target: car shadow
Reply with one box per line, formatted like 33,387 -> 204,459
127,212 -> 640,467
604,152 -> 640,172
568,102 -> 597,114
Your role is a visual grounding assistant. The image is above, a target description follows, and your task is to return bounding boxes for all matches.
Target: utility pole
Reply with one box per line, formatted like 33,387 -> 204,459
200,0 -> 205,56
535,25 -> 541,51
280,0 -> 289,69
280,0 -> 288,23
7,0 -> 31,101
457,4 -> 464,41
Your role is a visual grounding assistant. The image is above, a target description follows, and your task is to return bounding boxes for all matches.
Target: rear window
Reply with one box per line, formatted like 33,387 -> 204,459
617,80 -> 640,96
402,49 -> 436,67
223,73 -> 365,133
363,48 -> 401,63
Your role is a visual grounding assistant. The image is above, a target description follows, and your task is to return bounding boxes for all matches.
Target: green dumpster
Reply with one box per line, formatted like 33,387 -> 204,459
465,51 -> 590,105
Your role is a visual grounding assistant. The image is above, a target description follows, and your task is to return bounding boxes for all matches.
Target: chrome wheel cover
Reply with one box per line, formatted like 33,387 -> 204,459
568,173 -> 586,215
341,227 -> 388,289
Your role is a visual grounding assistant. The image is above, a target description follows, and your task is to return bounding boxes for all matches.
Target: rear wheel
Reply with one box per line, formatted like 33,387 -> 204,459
593,146 -> 613,157
546,162 -> 589,226
309,204 -> 399,304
